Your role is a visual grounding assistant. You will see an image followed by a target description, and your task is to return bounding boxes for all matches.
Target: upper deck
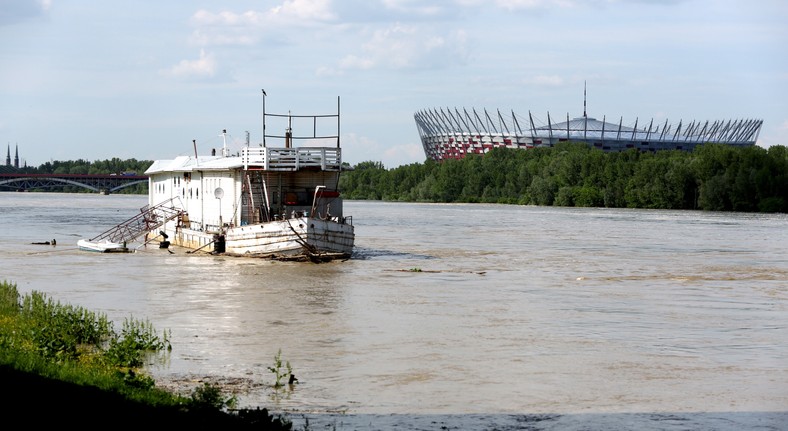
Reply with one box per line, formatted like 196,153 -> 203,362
147,94 -> 345,175
242,147 -> 342,171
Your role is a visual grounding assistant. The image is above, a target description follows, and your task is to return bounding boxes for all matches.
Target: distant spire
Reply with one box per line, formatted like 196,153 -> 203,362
14,144 -> 19,168
583,80 -> 587,119
5,144 -> 9,166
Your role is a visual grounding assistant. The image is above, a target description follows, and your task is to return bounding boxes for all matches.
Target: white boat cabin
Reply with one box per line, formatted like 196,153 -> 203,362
145,144 -> 345,234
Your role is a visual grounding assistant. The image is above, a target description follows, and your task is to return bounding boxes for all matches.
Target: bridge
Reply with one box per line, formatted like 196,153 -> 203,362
0,173 -> 148,194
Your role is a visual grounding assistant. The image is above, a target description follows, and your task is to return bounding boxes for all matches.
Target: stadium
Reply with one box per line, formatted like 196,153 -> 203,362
413,103 -> 763,162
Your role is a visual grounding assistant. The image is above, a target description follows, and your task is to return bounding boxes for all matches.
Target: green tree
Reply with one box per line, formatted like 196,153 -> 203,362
336,143 -> 788,213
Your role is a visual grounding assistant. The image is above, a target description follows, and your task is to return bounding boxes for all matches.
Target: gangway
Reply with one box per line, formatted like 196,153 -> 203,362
88,197 -> 184,243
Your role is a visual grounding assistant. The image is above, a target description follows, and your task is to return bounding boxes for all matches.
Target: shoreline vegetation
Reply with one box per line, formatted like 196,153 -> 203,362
2,143 -> 786,213
338,143 -> 788,213
0,280 -> 292,429
2,142 -> 787,214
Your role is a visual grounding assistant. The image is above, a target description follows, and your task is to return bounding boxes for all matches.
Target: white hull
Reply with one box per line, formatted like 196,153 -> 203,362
77,239 -> 129,253
153,216 -> 354,261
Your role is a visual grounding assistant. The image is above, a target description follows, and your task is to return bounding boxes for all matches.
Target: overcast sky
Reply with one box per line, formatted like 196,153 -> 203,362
2,0 -> 786,169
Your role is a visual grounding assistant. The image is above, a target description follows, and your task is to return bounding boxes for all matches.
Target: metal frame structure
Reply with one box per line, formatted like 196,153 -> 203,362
414,107 -> 763,161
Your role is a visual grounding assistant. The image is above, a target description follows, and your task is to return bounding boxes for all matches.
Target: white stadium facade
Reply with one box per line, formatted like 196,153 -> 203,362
414,107 -> 763,162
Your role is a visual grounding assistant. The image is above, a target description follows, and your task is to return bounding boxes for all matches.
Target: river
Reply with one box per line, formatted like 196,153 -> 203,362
1,192 -> 786,430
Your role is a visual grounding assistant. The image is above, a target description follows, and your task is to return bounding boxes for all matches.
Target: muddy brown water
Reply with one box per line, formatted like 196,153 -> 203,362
2,193 -> 786,430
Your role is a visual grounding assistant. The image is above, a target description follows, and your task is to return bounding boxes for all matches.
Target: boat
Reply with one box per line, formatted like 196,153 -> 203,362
77,239 -> 129,253
141,94 -> 355,261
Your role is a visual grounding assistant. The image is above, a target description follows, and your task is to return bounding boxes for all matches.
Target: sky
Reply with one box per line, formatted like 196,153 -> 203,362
1,0 -> 786,169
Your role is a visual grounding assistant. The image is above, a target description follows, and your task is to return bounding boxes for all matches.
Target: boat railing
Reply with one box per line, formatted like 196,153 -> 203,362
89,197 -> 184,243
242,147 -> 342,171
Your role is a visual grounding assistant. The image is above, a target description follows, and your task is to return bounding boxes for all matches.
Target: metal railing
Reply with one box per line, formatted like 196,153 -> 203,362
242,147 -> 342,171
89,197 -> 184,243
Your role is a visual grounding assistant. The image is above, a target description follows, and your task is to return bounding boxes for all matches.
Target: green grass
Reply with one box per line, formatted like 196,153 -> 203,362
0,280 -> 292,429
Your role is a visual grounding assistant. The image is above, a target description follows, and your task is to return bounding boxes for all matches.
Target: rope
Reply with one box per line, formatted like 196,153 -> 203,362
286,218 -> 320,257
187,238 -> 218,254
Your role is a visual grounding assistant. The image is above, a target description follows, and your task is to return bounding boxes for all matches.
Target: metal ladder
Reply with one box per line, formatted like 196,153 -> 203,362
89,197 -> 184,243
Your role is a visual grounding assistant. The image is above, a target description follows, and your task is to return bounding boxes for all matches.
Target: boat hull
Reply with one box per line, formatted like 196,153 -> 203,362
77,239 -> 129,253
151,216 -> 354,261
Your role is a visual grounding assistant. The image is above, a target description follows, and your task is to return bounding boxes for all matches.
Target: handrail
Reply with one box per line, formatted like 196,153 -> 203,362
242,147 -> 342,171
89,197 -> 184,243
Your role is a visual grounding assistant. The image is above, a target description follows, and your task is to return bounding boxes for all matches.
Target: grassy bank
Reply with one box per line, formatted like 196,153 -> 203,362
0,280 -> 291,429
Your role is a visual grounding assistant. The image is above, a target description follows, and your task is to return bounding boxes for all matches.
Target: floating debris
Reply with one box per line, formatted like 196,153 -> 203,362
387,268 -> 486,275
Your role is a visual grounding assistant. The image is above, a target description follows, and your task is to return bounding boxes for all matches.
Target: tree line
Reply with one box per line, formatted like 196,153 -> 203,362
339,142 -> 788,213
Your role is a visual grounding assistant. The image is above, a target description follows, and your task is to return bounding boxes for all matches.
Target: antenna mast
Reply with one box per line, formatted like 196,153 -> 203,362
262,89 -> 267,147
583,80 -> 587,119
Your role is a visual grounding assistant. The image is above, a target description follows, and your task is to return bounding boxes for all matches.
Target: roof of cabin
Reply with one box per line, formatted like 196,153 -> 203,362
145,155 -> 245,175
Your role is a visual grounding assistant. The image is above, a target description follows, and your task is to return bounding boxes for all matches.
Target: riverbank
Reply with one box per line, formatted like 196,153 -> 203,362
2,365 -> 269,428
0,279 -> 291,430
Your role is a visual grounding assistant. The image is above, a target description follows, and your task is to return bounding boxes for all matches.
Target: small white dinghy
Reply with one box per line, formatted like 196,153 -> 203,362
77,239 -> 129,253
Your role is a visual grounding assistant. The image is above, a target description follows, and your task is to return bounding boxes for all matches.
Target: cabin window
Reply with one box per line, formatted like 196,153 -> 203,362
196,188 -> 199,198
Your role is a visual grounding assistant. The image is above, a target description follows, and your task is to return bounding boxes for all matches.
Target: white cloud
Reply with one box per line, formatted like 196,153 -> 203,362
162,49 -> 216,78
192,0 -> 334,27
364,23 -> 421,68
190,29 -> 258,46
379,0 -> 444,17
494,0 -> 576,9
456,0 -> 577,10
270,0 -> 336,21
315,65 -> 342,77
188,1 -> 339,47
189,10 -> 266,46
339,55 -> 375,70
382,142 -> 425,167
335,23 -> 466,72
192,9 -> 263,26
